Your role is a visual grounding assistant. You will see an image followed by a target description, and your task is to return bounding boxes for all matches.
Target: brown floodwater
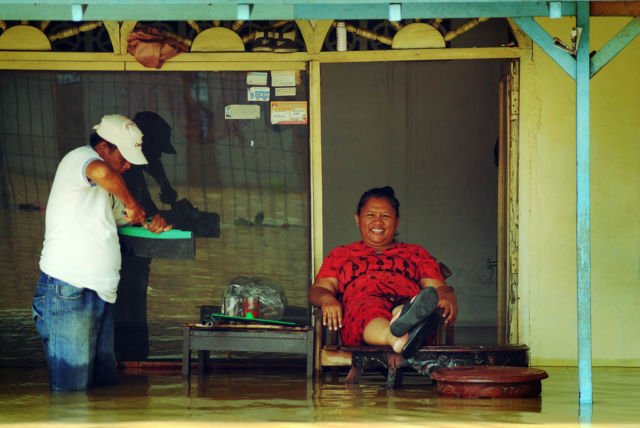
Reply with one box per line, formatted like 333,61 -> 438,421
1,366 -> 638,427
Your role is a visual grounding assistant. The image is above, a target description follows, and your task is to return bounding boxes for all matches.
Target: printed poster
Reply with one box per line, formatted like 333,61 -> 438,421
270,101 -> 307,125
247,71 -> 268,86
247,86 -> 270,102
275,87 -> 296,97
271,70 -> 296,87
225,104 -> 260,120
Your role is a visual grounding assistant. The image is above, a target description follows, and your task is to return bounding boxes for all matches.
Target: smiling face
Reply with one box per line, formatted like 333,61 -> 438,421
354,197 -> 400,251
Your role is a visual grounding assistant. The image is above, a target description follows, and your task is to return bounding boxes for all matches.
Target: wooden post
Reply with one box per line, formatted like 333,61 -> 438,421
575,0 -> 593,407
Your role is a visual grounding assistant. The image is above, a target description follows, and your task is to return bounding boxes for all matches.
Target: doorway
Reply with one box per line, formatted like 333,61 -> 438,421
320,59 -> 510,344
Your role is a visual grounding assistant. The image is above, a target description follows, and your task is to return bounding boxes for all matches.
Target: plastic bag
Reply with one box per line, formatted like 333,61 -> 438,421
221,276 -> 288,320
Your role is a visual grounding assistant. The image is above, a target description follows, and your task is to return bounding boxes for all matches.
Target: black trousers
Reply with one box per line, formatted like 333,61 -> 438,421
114,254 -> 151,361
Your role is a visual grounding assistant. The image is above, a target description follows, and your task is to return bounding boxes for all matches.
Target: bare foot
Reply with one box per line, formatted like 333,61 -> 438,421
391,333 -> 409,353
389,295 -> 417,330
389,302 -> 405,330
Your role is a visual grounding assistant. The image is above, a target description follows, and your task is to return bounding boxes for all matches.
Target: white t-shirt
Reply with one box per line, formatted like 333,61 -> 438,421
40,145 -> 122,303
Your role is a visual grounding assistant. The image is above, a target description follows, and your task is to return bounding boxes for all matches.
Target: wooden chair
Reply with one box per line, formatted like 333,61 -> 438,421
312,262 -> 456,387
312,260 -> 531,389
313,298 -> 532,390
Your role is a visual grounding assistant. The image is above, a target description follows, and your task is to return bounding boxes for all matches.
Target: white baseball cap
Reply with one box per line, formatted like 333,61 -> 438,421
93,114 -> 148,165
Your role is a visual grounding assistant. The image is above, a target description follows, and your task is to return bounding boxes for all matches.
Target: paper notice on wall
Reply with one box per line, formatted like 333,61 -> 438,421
271,70 -> 296,87
275,87 -> 296,97
270,101 -> 307,125
247,71 -> 268,86
247,86 -> 270,102
225,104 -> 260,120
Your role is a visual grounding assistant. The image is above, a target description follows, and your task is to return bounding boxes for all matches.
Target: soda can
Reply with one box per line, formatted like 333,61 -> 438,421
242,296 -> 260,318
223,295 -> 241,317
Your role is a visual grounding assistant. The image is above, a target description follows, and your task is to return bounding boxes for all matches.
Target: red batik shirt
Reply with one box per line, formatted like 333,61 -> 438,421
315,240 -> 444,346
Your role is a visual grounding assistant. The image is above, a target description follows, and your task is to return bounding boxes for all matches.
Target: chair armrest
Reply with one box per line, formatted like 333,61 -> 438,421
313,306 -> 340,346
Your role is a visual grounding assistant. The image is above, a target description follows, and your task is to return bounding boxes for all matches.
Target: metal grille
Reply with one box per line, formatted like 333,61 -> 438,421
0,70 -> 311,364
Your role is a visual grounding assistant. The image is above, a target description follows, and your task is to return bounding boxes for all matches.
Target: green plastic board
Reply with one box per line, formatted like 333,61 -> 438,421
118,226 -> 192,240
211,313 -> 297,326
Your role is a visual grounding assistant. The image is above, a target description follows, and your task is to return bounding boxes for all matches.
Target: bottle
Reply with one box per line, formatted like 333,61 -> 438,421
223,286 -> 241,316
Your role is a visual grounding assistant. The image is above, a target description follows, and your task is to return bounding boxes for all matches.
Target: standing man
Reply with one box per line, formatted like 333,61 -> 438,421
32,114 -> 168,391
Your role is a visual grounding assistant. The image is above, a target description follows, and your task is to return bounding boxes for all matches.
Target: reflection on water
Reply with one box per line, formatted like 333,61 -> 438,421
1,367 -> 639,427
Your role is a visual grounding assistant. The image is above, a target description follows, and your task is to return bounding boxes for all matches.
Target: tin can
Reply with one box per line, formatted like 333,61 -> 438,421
223,294 -> 242,317
242,296 -> 260,318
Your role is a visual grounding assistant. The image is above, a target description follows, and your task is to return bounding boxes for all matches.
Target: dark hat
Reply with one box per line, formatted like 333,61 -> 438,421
132,111 -> 177,159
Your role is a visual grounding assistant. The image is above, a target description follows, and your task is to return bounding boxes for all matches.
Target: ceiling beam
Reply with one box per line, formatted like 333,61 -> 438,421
512,16 -> 576,79
0,1 -> 581,21
591,17 -> 640,77
1,0 -> 639,19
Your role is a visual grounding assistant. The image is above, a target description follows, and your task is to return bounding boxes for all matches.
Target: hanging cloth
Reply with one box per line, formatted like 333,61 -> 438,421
127,25 -> 189,69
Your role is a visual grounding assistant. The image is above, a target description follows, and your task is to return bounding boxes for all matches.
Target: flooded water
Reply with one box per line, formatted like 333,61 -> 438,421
1,366 -> 639,427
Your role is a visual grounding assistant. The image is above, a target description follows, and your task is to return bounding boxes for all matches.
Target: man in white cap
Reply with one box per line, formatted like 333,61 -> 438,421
32,114 -> 169,391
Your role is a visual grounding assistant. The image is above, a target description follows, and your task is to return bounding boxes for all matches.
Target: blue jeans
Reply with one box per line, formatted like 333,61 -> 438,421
32,272 -> 118,391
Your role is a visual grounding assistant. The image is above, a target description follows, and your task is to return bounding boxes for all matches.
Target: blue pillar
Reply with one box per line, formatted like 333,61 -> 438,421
575,0 -> 593,406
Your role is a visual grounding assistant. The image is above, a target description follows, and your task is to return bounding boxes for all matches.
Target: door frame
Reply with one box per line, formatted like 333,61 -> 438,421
497,59 -> 520,344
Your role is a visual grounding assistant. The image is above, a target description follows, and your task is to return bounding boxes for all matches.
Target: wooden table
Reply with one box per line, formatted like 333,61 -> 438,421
182,323 -> 314,378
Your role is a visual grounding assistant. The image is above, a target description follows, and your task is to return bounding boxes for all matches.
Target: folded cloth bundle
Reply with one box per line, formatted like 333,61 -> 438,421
127,25 -> 189,69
